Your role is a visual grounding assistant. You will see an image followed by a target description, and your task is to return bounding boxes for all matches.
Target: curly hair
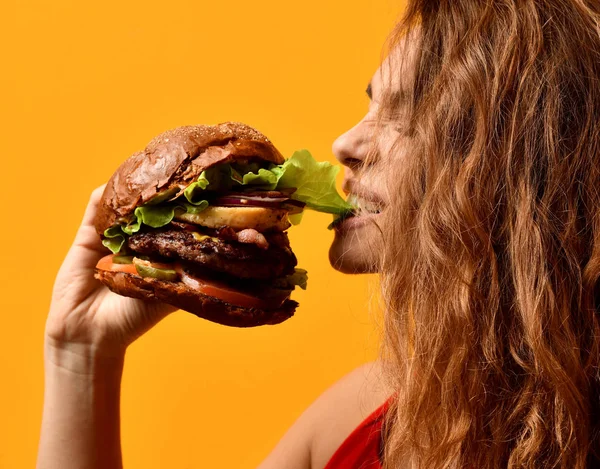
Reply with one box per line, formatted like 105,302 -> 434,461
377,1 -> 600,468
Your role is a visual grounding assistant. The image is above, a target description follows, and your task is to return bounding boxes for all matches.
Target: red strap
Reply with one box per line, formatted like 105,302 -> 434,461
324,398 -> 392,469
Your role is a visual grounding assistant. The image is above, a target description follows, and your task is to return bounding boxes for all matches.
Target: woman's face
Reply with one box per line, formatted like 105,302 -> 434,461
329,36 -> 416,274
329,65 -> 399,274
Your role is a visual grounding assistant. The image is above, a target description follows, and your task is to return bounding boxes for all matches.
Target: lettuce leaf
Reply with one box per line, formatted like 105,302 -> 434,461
181,200 -> 209,214
181,151 -> 353,216
183,172 -> 210,204
102,226 -> 128,254
145,187 -> 179,205
217,150 -> 354,216
240,168 -> 279,188
274,150 -> 354,215
102,201 -> 209,254
288,268 -> 308,290
133,205 -> 177,229
101,150 -> 353,253
272,268 -> 308,291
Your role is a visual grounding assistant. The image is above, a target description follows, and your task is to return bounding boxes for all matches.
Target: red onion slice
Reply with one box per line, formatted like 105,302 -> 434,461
212,196 -> 306,209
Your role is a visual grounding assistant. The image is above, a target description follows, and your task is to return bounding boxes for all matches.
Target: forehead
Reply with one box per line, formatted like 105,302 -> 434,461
369,31 -> 419,98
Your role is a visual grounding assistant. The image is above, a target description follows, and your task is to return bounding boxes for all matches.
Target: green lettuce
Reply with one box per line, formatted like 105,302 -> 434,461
274,150 -> 354,216
213,150 -> 355,216
286,268 -> 308,290
240,168 -> 279,187
180,150 -> 353,215
102,201 -> 209,254
102,226 -> 129,254
183,172 -> 210,204
271,268 -> 308,291
102,150 -> 353,253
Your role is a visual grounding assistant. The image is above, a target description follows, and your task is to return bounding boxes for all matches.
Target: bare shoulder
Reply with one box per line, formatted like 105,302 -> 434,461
308,361 -> 392,468
258,361 -> 392,469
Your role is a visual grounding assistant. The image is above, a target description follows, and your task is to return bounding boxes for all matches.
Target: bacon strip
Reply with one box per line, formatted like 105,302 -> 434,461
236,229 -> 269,250
174,224 -> 272,250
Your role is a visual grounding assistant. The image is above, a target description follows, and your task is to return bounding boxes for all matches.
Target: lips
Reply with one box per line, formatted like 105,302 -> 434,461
330,190 -> 386,233
333,210 -> 381,233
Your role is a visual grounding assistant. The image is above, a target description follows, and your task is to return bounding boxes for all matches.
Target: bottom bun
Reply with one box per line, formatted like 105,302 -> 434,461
95,269 -> 297,327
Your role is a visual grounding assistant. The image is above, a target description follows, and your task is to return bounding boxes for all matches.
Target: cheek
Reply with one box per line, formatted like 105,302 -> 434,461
378,125 -> 405,160
374,132 -> 409,192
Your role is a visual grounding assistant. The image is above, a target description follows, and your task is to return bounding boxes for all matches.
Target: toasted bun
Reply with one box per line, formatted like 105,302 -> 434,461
95,122 -> 284,235
95,269 -> 297,328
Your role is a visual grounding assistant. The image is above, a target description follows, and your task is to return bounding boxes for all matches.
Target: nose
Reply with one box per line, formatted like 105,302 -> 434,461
332,119 -> 371,170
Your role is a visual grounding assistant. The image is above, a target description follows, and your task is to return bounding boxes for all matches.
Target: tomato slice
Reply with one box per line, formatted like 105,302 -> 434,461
96,255 -> 179,276
177,267 -> 289,310
96,254 -> 138,275
96,254 -> 291,310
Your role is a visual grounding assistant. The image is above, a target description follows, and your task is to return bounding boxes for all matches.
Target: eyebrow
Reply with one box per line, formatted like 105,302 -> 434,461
366,83 -> 372,100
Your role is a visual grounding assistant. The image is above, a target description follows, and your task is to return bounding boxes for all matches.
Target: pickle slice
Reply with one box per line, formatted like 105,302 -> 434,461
113,255 -> 134,264
135,264 -> 178,281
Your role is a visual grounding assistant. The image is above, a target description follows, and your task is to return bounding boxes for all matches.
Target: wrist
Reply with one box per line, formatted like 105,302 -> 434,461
39,337 -> 124,469
44,338 -> 125,377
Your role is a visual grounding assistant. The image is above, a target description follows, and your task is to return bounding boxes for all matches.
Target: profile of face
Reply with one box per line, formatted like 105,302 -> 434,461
329,39 -> 414,274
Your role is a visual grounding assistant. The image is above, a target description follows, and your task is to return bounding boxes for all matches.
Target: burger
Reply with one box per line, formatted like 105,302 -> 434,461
94,122 -> 353,327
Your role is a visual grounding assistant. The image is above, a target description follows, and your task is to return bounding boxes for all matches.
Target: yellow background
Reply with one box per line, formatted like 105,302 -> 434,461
0,1 -> 403,467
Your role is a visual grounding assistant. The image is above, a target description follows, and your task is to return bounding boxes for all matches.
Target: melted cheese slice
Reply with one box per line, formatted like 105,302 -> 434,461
175,206 -> 291,232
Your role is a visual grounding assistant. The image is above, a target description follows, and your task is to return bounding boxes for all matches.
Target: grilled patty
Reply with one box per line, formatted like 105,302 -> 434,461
128,229 -> 297,279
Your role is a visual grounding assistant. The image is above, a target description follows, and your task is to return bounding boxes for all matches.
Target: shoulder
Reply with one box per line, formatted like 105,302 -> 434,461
258,361 -> 392,469
307,361 -> 392,468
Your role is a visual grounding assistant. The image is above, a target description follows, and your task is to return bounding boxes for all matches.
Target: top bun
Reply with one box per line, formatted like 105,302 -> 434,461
95,122 -> 284,235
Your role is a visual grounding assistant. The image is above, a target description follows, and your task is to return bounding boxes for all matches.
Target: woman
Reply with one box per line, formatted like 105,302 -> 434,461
38,0 -> 600,468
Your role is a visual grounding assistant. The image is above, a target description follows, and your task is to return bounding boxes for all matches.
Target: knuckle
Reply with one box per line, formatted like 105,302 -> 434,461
89,184 -> 107,203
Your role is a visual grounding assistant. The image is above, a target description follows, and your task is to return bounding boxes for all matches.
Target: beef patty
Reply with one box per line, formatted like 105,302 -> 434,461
128,229 -> 297,279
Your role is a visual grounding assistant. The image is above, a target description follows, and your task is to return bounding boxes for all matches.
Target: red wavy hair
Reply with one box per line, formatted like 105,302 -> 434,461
377,1 -> 600,468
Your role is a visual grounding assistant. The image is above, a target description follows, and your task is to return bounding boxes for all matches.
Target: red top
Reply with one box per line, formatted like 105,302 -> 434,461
323,398 -> 392,469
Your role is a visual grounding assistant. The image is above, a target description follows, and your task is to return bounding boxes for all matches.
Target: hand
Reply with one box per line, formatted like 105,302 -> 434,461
46,185 -> 177,357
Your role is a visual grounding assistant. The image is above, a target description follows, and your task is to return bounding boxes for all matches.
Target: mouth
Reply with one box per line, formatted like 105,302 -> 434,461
329,193 -> 385,231
346,193 -> 384,215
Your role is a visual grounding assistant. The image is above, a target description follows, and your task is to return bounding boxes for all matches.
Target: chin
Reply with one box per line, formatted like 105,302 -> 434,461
328,216 -> 381,274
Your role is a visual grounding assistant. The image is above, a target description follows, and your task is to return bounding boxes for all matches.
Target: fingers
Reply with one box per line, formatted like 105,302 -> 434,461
52,184 -> 111,299
81,184 -> 107,229
66,184 -> 110,264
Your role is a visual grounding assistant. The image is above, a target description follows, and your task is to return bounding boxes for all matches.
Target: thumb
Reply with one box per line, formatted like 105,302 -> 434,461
61,184 -> 109,273
77,183 -> 107,241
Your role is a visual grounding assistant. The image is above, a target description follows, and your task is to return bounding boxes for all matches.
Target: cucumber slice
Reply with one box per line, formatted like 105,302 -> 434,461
135,264 -> 178,281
